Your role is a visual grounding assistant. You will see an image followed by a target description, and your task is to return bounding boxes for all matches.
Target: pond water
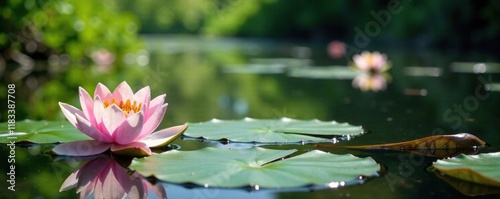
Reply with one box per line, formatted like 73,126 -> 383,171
1,35 -> 500,199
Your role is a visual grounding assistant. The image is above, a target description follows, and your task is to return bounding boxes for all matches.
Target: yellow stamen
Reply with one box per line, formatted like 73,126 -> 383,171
103,98 -> 142,116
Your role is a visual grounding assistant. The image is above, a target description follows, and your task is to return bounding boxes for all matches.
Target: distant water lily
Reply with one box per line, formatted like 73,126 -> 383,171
92,49 -> 115,67
60,155 -> 167,199
352,51 -> 391,73
327,40 -> 346,59
53,81 -> 188,157
351,51 -> 392,92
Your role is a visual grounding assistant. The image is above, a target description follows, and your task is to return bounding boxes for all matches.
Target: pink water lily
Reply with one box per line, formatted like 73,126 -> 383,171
352,51 -> 391,72
53,81 -> 188,157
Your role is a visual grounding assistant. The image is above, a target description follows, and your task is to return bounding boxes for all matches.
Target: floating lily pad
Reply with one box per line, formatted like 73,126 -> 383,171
221,64 -> 287,74
0,120 -> 90,144
130,147 -> 380,188
432,152 -> 500,187
403,67 -> 442,77
486,83 -> 500,92
183,117 -> 364,143
250,58 -> 312,68
288,66 -> 358,79
450,62 -> 500,73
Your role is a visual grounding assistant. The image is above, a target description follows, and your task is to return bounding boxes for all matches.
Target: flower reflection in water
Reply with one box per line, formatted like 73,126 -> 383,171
351,51 -> 392,92
60,154 -> 166,199
352,72 -> 390,92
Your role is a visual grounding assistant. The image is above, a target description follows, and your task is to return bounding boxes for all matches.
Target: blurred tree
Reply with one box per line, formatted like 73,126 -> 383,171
115,0 -> 500,48
0,0 -> 144,120
0,0 -> 143,68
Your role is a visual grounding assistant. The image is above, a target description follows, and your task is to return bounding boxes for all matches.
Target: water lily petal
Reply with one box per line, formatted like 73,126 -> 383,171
137,104 -> 167,140
76,114 -> 111,142
148,94 -> 165,110
115,112 -> 144,145
103,104 -> 126,139
353,54 -> 369,71
94,82 -> 112,101
93,95 -> 105,132
59,102 -> 84,128
133,86 -> 151,112
142,124 -> 188,147
52,140 -> 111,156
146,94 -> 165,119
79,87 -> 95,126
111,142 -> 152,157
132,86 -> 151,104
371,52 -> 387,70
113,81 -> 134,102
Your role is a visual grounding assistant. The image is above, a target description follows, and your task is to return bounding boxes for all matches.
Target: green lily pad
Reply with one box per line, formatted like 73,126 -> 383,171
184,117 -> 364,143
432,152 -> 500,187
221,64 -> 287,74
0,120 -> 90,144
288,66 -> 359,79
130,147 -> 380,188
250,58 -> 312,68
485,83 -> 500,92
450,62 -> 500,73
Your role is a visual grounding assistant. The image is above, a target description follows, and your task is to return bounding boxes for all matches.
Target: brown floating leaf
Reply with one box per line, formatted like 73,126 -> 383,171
316,133 -> 486,158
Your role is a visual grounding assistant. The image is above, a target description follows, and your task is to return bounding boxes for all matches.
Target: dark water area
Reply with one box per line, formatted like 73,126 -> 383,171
1,35 -> 500,198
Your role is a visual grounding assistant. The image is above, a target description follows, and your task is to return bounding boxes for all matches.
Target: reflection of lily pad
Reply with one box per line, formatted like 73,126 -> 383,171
432,152 -> 500,187
0,120 -> 90,143
130,147 -> 380,188
433,170 -> 500,196
183,118 -> 364,143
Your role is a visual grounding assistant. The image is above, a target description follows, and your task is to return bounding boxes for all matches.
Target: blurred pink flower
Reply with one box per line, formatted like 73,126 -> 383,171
327,40 -> 346,59
53,81 -> 187,157
60,155 -> 167,199
352,73 -> 388,92
92,49 -> 115,66
352,51 -> 391,72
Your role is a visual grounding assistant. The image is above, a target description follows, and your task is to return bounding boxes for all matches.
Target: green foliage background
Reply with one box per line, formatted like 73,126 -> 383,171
117,0 -> 500,48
